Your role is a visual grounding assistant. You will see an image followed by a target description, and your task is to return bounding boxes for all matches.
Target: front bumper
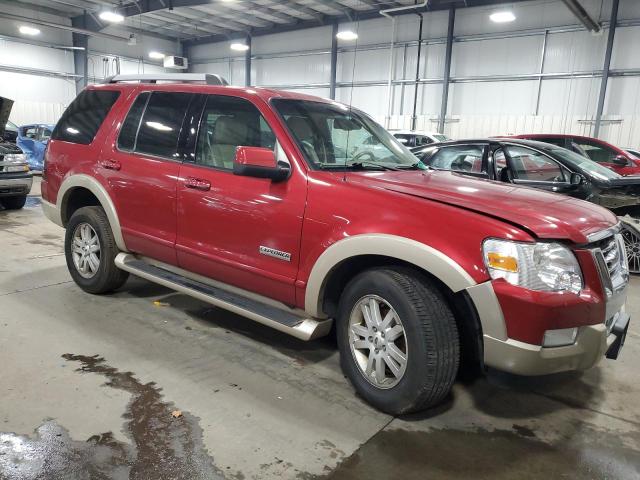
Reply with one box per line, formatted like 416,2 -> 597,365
0,173 -> 32,197
466,280 -> 629,376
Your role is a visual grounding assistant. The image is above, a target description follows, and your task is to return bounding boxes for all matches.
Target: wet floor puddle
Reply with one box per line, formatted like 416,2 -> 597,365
0,354 -> 221,479
321,426 -> 640,480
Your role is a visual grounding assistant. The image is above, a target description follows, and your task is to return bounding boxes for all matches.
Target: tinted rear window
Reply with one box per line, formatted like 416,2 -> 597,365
117,92 -> 150,151
52,90 -> 120,145
135,92 -> 192,159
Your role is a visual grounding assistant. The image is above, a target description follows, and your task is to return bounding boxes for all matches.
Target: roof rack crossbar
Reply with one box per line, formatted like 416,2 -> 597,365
104,73 -> 229,86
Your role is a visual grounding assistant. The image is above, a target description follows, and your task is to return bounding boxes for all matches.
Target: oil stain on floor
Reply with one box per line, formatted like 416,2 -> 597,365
0,354 -> 222,480
321,427 -> 640,480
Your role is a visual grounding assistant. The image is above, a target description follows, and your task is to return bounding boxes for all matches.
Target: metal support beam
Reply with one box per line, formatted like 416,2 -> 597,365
71,12 -> 89,94
245,35 -> 252,87
594,0 -> 619,138
329,23 -> 338,100
411,14 -> 424,132
561,0 -> 601,33
385,18 -> 397,128
534,29 -> 548,115
438,7 -> 455,134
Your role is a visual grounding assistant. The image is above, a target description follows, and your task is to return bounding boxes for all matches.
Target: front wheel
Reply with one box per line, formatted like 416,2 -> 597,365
65,206 -> 129,294
336,268 -> 459,415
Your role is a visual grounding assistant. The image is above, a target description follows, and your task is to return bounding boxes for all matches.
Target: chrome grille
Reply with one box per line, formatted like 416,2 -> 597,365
592,231 -> 629,297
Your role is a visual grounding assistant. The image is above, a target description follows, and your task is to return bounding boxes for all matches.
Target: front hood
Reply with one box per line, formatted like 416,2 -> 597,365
0,96 -> 13,139
348,170 -> 617,244
0,142 -> 22,155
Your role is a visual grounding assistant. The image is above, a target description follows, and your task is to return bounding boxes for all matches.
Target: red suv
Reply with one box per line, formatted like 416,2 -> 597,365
508,134 -> 640,176
42,75 -> 630,414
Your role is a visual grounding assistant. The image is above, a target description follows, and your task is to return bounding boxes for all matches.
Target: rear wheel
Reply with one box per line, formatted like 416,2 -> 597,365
1,195 -> 27,210
65,206 -> 128,294
621,222 -> 640,274
336,268 -> 459,414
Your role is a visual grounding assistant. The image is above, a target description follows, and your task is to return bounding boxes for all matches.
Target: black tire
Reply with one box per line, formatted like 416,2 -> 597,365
336,268 -> 459,415
2,195 -> 27,210
65,206 -> 129,294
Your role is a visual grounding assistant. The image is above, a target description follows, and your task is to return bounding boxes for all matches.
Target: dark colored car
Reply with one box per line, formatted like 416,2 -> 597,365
0,97 -> 33,209
415,138 -> 640,272
506,134 -> 640,177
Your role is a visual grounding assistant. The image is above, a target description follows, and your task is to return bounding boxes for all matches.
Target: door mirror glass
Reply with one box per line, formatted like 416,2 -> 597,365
569,172 -> 585,186
613,155 -> 629,166
233,146 -> 290,181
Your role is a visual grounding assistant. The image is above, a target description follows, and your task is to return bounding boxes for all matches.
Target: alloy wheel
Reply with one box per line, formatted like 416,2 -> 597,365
71,222 -> 101,279
348,295 -> 408,389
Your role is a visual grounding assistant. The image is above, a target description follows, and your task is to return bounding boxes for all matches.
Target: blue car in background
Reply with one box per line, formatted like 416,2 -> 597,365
17,124 -> 55,172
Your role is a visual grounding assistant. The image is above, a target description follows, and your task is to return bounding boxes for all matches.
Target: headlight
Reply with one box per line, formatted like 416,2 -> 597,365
483,238 -> 583,294
2,154 -> 29,172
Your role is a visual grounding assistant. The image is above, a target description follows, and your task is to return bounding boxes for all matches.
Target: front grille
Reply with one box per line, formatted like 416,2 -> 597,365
591,231 -> 629,297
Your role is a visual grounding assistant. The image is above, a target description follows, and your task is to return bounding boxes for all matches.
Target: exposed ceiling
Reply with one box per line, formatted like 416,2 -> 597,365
4,0 -> 535,46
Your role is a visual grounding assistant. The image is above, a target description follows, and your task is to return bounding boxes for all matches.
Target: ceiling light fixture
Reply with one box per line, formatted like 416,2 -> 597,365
19,25 -> 40,35
230,42 -> 250,51
99,11 -> 125,23
489,11 -> 516,23
148,51 -> 166,59
336,30 -> 358,41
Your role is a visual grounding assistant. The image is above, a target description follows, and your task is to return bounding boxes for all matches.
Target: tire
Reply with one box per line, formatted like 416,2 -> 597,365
2,195 -> 27,210
336,267 -> 459,415
65,206 -> 129,294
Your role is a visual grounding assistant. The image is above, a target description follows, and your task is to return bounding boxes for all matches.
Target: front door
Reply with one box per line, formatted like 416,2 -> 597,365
176,94 -> 306,305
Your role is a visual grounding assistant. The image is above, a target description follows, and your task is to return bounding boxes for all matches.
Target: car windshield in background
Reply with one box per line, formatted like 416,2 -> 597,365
548,147 -> 620,181
272,99 -> 420,170
433,134 -> 450,142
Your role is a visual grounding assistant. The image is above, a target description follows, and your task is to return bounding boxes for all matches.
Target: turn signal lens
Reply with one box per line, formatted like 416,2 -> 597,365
486,252 -> 518,272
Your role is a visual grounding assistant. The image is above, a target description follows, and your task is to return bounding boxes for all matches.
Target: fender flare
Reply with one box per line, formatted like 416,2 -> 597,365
304,233 -> 476,317
57,174 -> 128,252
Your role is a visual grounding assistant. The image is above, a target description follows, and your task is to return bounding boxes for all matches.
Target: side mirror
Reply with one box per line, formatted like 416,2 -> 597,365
570,172 -> 585,186
613,155 -> 629,166
233,146 -> 290,182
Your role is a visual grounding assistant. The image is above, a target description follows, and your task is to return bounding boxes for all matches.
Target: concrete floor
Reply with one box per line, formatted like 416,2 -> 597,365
1,178 -> 639,479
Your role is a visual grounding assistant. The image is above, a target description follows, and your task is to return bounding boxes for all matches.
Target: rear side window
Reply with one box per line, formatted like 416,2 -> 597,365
117,92 -> 150,151
52,90 -> 120,144
135,92 -> 193,159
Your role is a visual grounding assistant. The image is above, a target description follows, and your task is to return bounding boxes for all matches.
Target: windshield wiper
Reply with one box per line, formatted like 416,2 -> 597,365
347,161 -> 401,171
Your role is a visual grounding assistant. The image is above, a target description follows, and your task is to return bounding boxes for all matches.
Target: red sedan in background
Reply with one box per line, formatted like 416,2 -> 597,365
507,134 -> 640,176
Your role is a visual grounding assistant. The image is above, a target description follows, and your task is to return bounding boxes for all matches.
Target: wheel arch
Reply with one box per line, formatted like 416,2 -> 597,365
57,174 -> 128,252
305,234 -> 476,317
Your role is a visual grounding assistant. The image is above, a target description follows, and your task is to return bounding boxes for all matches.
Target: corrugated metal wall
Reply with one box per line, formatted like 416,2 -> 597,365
190,0 -> 640,147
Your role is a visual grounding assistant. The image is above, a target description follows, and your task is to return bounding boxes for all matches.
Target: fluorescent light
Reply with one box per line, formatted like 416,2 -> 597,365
148,51 -> 165,59
19,25 -> 40,36
490,11 -> 516,23
336,30 -> 358,41
99,11 -> 124,23
230,42 -> 250,51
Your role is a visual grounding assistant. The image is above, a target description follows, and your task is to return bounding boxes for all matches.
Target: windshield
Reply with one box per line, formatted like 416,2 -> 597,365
272,99 -> 420,170
6,121 -> 18,132
433,134 -> 450,142
548,147 -> 621,181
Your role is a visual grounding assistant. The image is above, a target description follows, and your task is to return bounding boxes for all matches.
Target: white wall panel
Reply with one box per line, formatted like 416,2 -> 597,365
452,36 -> 542,77
544,30 -> 606,73
610,26 -> 640,70
255,54 -> 330,86
449,80 -> 538,115
604,77 -> 640,116
538,77 -> 600,116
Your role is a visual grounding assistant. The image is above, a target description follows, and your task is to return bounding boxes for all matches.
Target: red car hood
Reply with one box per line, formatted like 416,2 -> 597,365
348,170 -> 617,244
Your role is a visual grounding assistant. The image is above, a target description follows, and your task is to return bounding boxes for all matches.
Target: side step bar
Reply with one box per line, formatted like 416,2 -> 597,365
115,253 -> 332,341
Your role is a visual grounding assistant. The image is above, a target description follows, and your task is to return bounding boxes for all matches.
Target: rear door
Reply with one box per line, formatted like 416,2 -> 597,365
175,94 -> 306,305
102,90 -> 194,265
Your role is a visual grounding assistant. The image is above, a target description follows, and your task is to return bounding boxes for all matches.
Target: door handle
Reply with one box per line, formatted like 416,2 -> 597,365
184,177 -> 211,191
99,159 -> 121,171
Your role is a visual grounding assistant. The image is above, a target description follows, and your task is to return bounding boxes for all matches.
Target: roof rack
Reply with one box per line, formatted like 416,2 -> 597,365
104,73 -> 229,86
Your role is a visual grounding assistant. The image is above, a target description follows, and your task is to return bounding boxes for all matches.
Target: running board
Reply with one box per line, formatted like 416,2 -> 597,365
114,253 -> 332,341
